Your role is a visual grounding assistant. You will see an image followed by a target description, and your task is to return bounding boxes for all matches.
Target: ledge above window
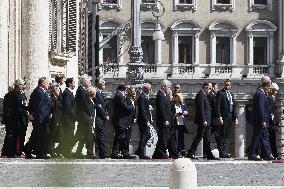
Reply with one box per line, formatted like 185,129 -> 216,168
174,0 -> 197,11
141,0 -> 159,11
98,0 -> 122,11
211,0 -> 235,11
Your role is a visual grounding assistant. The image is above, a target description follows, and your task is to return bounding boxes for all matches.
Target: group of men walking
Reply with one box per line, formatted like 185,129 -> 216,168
1,74 -> 280,160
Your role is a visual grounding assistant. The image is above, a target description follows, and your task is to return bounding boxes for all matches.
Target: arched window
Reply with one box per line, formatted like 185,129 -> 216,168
209,21 -> 238,65
245,20 -> 277,69
170,20 -> 202,65
173,0 -> 197,11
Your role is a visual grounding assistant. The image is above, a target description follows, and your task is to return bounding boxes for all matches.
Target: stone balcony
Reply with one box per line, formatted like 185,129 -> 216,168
101,63 -> 273,80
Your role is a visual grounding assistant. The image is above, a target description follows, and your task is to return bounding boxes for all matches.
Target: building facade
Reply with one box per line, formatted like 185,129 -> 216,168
0,0 -> 284,158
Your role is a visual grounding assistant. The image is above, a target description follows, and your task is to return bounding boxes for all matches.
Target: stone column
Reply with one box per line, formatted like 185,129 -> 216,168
235,102 -> 246,158
277,0 -> 284,78
231,34 -> 237,65
172,31 -> 179,76
193,34 -> 200,77
0,0 -> 9,98
248,34 -> 254,65
22,0 -> 50,92
278,98 -> 284,159
210,33 -> 216,65
268,33 -> 275,76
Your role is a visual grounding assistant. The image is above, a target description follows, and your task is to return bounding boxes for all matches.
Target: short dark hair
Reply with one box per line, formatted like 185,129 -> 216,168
55,75 -> 64,83
65,78 -> 74,87
38,77 -> 47,86
117,84 -> 126,92
224,79 -> 231,83
202,82 -> 210,88
212,82 -> 217,88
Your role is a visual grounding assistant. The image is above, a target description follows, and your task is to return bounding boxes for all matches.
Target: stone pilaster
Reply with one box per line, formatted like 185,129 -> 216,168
22,0 -> 50,92
0,0 -> 9,98
235,102 -> 246,158
277,0 -> 284,78
278,98 -> 284,159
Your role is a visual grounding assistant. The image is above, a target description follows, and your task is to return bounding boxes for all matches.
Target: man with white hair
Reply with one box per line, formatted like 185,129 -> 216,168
152,79 -> 178,159
74,74 -> 95,158
267,82 -> 280,158
249,77 -> 274,161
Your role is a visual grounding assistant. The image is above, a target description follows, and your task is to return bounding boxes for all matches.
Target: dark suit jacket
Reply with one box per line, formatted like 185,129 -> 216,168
62,88 -> 76,122
112,91 -> 135,128
172,103 -> 188,126
251,88 -> 270,127
29,87 -> 52,125
50,94 -> 63,126
268,96 -> 280,128
194,90 -> 211,126
75,85 -> 95,124
94,90 -> 108,126
155,90 -> 171,127
137,92 -> 151,126
216,88 -> 237,121
208,91 -> 218,121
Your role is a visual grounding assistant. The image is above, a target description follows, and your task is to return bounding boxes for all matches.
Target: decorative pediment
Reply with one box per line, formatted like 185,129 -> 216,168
141,20 -> 157,30
170,20 -> 202,33
246,20 -> 277,32
209,21 -> 238,32
100,18 -> 122,30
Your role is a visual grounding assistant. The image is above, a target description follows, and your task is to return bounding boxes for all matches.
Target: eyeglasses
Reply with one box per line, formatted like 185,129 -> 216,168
174,87 -> 180,89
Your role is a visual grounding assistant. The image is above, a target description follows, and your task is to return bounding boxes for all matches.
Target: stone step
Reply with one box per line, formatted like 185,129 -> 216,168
0,159 -> 283,188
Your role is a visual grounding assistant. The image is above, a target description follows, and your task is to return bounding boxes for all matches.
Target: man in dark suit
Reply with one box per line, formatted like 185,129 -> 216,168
249,76 -> 273,161
75,74 -> 94,158
186,82 -> 216,160
94,78 -> 109,159
111,84 -> 135,159
152,80 -> 177,159
216,79 -> 238,158
27,77 -> 52,159
135,83 -> 152,159
57,78 -> 76,158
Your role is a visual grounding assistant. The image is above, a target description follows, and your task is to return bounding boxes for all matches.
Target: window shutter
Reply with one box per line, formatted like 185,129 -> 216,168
67,0 -> 77,52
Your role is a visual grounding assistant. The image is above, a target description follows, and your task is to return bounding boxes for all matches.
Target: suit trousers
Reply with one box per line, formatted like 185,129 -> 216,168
57,119 -> 76,157
268,128 -> 278,158
112,125 -> 129,155
249,125 -> 272,158
218,116 -> 233,155
135,123 -> 151,157
35,121 -> 50,159
75,120 -> 94,157
152,126 -> 177,159
188,125 -> 213,157
95,123 -> 108,158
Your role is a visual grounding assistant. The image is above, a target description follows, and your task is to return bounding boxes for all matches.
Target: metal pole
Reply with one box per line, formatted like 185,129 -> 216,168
95,15 -> 100,78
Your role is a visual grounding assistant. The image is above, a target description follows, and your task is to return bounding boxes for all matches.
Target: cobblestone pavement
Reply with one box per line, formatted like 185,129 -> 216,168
0,158 -> 283,187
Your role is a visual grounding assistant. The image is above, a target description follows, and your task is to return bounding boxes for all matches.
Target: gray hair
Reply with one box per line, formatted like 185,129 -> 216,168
38,77 -> 48,86
160,79 -> 171,88
79,74 -> 92,85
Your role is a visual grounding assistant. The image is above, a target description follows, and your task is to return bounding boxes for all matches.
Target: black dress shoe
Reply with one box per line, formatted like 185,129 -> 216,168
263,155 -> 276,161
186,153 -> 199,160
111,153 -> 123,159
123,153 -> 136,159
248,154 -> 262,161
207,156 -> 220,160
220,153 -> 232,158
139,155 -> 151,159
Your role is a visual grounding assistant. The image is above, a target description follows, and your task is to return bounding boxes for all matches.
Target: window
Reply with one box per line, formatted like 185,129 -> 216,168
254,0 -> 267,5
102,35 -> 118,63
249,0 -> 272,11
179,0 -> 192,3
216,0 -> 230,4
142,36 -> 155,64
171,20 -> 202,66
98,0 -> 122,11
216,37 -> 230,64
253,37 -> 267,65
174,0 -> 197,11
209,22 -> 238,65
246,20 -> 277,76
211,0 -> 235,11
178,36 -> 193,64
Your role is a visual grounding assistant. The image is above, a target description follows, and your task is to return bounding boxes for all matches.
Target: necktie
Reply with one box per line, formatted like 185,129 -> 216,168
226,91 -> 233,113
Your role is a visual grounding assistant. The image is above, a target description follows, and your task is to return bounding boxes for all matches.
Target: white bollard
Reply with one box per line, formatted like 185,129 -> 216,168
169,158 -> 198,189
